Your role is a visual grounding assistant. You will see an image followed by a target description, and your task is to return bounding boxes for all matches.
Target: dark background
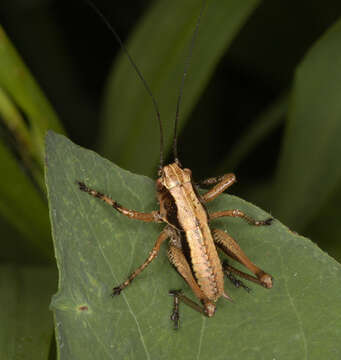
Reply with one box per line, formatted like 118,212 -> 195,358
1,0 -> 341,260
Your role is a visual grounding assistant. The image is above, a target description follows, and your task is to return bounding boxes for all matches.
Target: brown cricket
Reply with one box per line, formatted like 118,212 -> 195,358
79,0 -> 273,328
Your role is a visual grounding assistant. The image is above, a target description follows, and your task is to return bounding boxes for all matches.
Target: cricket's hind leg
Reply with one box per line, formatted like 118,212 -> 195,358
212,228 -> 273,289
168,290 -> 205,330
222,259 -> 251,292
167,243 -> 218,329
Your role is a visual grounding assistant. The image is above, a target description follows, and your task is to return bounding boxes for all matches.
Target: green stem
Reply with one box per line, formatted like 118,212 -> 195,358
0,87 -> 45,192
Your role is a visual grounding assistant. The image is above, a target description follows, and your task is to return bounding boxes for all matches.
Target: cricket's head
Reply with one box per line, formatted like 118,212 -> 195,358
158,162 -> 192,190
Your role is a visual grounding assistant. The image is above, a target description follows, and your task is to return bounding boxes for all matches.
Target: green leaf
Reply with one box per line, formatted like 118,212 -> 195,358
0,141 -> 53,260
0,87 -> 45,190
46,132 -> 341,360
273,17 -> 341,230
0,264 -> 56,359
99,0 -> 260,176
0,26 -> 67,260
304,184 -> 341,262
0,26 -> 65,165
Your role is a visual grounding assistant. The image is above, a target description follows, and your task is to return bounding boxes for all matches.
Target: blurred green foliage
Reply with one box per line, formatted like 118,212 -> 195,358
1,0 -> 341,358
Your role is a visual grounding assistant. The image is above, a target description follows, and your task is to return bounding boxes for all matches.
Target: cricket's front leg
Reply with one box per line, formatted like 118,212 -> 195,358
112,228 -> 169,295
200,173 -> 236,202
77,181 -> 161,222
212,228 -> 273,289
200,174 -> 272,225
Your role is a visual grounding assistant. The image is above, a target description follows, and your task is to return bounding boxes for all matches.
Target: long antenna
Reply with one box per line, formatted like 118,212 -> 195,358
173,0 -> 206,164
85,0 -> 164,171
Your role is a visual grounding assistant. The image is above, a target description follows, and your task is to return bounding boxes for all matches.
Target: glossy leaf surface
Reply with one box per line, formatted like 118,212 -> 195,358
46,132 -> 341,360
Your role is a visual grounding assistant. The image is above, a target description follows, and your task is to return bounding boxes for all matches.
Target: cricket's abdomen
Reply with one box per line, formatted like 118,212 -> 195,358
184,222 -> 224,301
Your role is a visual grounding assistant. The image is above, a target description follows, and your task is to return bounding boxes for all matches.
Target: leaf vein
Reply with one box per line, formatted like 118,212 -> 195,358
196,316 -> 206,360
280,251 -> 308,359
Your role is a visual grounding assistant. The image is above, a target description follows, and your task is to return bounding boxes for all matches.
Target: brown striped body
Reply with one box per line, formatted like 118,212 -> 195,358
157,163 -> 224,303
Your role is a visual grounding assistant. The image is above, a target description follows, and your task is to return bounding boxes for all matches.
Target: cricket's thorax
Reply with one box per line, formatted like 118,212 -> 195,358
158,163 -> 224,301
